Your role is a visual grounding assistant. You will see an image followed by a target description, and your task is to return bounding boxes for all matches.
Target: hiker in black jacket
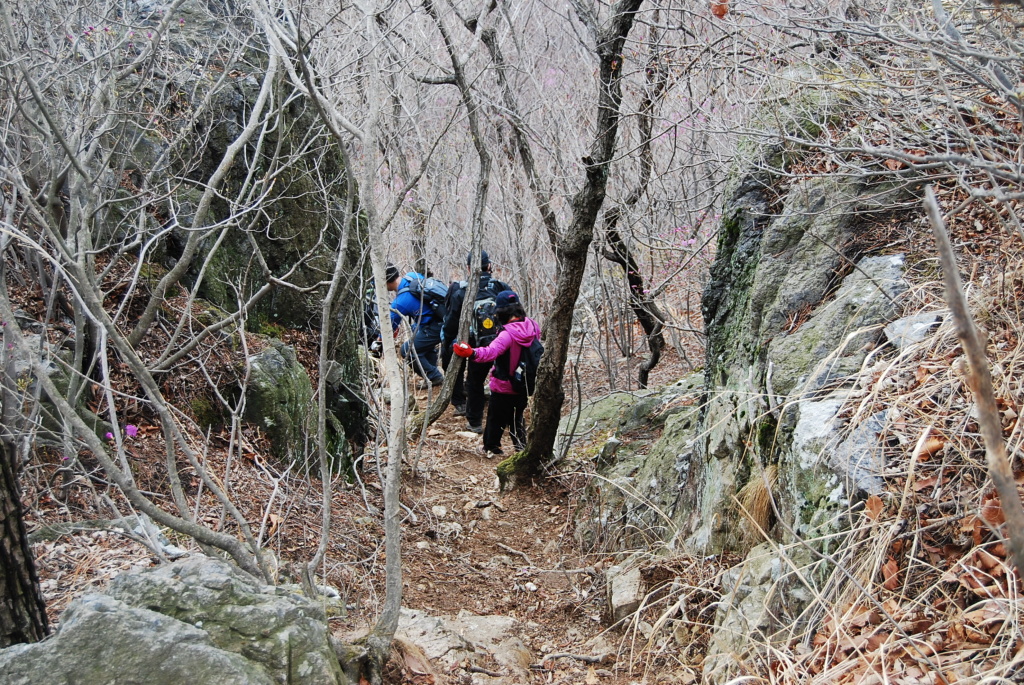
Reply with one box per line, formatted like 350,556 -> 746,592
441,251 -> 510,433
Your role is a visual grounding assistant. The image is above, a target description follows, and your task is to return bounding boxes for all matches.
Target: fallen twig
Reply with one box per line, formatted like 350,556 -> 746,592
539,652 -> 613,665
466,664 -> 503,677
497,542 -> 532,566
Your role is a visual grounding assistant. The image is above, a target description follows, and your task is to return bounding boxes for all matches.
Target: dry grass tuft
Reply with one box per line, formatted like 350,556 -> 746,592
738,463 -> 778,544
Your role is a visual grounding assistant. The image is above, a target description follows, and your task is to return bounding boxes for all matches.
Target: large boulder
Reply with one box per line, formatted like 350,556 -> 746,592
243,340 -> 316,463
105,0 -> 368,448
111,1 -> 363,332
0,556 -> 350,685
105,557 -> 345,684
0,594 -> 274,685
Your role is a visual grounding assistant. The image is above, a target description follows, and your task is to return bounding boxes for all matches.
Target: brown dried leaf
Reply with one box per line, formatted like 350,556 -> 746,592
914,365 -> 931,384
973,548 -> 1006,575
267,513 -> 283,538
881,558 -> 900,590
398,639 -> 434,676
918,436 -> 946,460
865,631 -> 889,651
849,607 -> 879,628
980,495 -> 1006,527
711,0 -> 728,18
865,495 -> 884,521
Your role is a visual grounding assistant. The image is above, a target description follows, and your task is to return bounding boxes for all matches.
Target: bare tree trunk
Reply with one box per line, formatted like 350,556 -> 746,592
602,223 -> 666,389
599,18 -> 668,388
415,0 -> 495,431
0,440 -> 48,647
496,0 -> 646,484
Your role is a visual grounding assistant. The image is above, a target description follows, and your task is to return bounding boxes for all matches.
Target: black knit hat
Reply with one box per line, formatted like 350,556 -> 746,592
385,262 -> 401,284
466,250 -> 490,269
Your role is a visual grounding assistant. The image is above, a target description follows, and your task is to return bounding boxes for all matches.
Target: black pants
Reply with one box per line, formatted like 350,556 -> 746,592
484,392 -> 528,452
441,350 -> 491,426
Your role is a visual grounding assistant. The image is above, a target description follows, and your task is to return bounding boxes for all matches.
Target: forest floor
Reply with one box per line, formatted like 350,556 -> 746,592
21,187 -> 1024,684
23,318 -> 704,685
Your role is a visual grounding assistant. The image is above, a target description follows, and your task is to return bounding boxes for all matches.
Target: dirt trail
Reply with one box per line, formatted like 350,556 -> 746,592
382,392 -> 622,682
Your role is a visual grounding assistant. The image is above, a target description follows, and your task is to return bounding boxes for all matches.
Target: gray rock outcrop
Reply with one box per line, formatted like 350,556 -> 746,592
562,81 -> 936,683
702,543 -> 815,685
569,178 -> 912,557
0,593 -> 275,685
0,556 -> 351,685
396,608 -> 532,682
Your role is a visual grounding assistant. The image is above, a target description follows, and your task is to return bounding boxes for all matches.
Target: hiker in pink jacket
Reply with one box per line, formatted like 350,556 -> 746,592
453,291 -> 541,456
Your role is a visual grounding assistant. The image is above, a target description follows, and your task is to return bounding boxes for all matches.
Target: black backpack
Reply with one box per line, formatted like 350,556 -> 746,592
399,275 -> 448,320
468,280 -> 504,346
495,338 -> 544,396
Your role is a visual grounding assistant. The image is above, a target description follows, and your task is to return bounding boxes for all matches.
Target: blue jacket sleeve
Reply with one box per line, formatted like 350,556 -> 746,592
390,290 -> 427,331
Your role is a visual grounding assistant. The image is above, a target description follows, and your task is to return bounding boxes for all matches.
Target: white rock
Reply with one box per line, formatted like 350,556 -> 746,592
431,505 -> 447,518
606,563 -> 644,623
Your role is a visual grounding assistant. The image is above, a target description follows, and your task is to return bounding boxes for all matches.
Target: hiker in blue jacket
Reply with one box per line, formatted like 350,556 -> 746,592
453,290 -> 540,456
387,264 -> 444,387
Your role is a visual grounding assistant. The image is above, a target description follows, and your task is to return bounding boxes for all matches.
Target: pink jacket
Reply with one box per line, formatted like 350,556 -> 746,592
471,318 -> 541,395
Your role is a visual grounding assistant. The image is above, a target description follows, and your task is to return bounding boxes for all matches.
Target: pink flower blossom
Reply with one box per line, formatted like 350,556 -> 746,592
125,424 -> 139,438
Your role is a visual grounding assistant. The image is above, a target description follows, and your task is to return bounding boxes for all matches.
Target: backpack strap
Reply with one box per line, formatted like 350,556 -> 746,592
509,341 -> 523,374
477,274 -> 493,298
395,278 -> 431,320
493,340 -> 524,381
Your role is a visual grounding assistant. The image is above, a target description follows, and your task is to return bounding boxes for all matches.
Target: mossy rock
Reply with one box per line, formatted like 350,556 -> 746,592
242,340 -> 315,465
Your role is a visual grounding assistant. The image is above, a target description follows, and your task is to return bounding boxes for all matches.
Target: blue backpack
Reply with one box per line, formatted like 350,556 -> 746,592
398,275 -> 449,319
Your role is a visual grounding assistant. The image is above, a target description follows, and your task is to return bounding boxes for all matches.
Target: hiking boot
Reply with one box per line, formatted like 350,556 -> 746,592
453,403 -> 467,417
417,378 -> 443,390
483,446 -> 504,457
467,422 -> 483,434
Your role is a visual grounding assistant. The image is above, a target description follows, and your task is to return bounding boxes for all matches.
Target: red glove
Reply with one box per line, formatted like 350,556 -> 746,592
453,342 -> 474,358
